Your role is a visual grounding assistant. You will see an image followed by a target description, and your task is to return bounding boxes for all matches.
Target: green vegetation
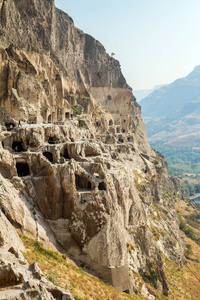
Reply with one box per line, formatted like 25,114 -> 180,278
33,240 -> 60,260
184,244 -> 193,257
74,295 -> 83,300
185,213 -> 200,229
80,199 -> 87,204
181,180 -> 200,196
152,146 -> 200,177
177,213 -> 200,245
71,105 -> 80,115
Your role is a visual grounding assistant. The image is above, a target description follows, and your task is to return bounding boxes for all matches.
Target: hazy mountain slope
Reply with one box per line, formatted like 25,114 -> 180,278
139,66 -> 200,174
133,84 -> 165,102
140,65 -> 200,139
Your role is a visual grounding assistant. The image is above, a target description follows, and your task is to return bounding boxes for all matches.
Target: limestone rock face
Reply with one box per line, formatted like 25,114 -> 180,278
0,0 -> 185,297
0,246 -> 74,299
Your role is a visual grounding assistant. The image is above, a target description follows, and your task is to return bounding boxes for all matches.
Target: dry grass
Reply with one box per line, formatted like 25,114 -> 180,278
175,198 -> 196,216
19,196 -> 200,300
172,198 -> 200,300
20,235 -> 143,300
164,243 -> 200,300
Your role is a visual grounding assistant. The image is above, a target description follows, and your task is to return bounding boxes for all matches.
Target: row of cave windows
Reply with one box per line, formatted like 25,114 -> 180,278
96,122 -> 126,134
4,112 -> 73,131
8,141 -> 94,162
48,112 -> 74,123
8,138 -> 63,153
7,138 -> 133,158
5,116 -> 126,130
96,119 -> 126,127
75,174 -> 106,191
15,163 -> 106,191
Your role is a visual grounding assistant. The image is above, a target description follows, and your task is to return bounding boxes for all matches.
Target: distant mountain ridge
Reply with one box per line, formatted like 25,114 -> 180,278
133,84 -> 165,101
140,65 -> 200,141
140,65 -> 200,174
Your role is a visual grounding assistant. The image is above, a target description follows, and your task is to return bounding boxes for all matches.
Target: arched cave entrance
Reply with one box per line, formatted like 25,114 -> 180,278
98,182 -> 106,191
65,112 -> 70,119
12,141 -> 24,152
48,137 -> 54,144
48,115 -> 52,123
119,138 -> 124,143
122,129 -> 125,133
75,174 -> 92,190
88,181 -> 92,190
5,123 -> 15,131
43,152 -> 53,163
107,95 -> 112,100
16,162 -> 30,177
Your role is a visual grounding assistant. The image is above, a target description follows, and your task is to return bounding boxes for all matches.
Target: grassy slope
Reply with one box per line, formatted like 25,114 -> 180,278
20,235 -> 141,300
19,199 -> 200,300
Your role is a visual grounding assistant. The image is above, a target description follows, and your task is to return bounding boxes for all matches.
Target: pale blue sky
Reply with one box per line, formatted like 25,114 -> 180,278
55,0 -> 200,90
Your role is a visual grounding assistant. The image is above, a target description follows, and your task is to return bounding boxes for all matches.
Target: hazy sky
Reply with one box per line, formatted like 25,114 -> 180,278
55,0 -> 200,90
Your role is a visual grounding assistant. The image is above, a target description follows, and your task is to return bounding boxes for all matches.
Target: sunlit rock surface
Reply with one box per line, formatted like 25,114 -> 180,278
0,0 -> 184,297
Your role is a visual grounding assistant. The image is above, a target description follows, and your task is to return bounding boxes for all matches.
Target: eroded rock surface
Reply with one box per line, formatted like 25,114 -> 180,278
0,246 -> 74,299
0,0 -> 184,297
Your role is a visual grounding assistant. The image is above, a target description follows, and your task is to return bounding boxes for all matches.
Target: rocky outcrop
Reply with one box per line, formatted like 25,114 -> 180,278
0,0 -> 185,298
0,245 -> 74,299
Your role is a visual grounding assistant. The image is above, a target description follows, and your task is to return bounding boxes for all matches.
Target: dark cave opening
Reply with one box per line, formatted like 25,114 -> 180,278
12,141 -> 24,152
5,123 -> 15,131
43,152 -> 53,163
98,182 -> 106,191
48,137 -> 54,144
48,114 -> 52,123
63,148 -> 70,159
65,112 -> 70,119
16,163 -> 30,177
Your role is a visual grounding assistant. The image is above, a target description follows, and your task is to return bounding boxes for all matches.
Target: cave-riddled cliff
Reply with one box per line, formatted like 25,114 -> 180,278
0,0 -> 184,298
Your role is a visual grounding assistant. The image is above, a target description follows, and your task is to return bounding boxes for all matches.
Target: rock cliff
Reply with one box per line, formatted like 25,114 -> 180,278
0,0 -> 184,298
